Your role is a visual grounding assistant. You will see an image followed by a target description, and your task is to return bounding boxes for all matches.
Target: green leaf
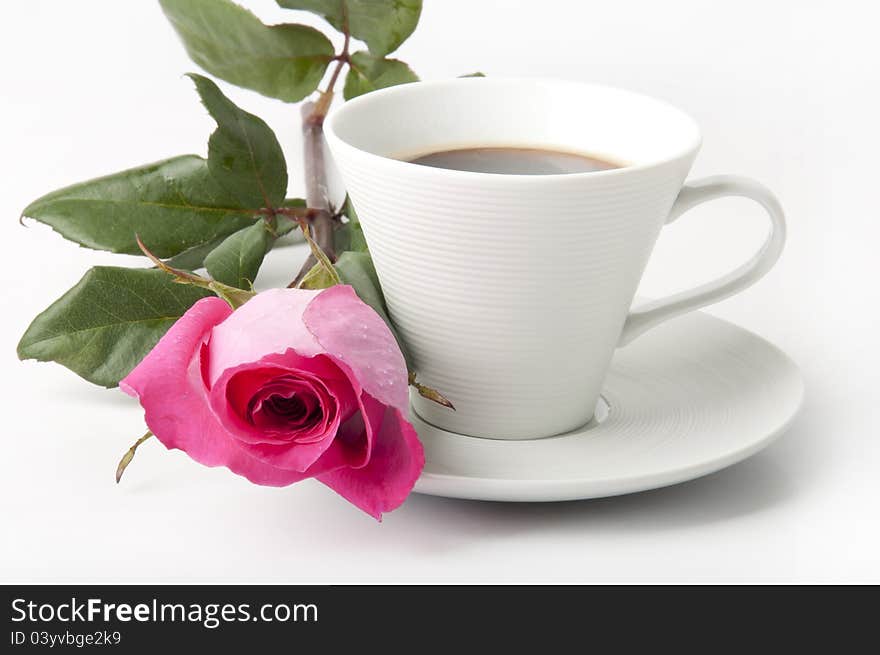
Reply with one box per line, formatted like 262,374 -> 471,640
164,212 -> 301,270
22,156 -> 259,257
459,72 -> 486,77
277,0 -> 422,57
299,225 -> 341,287
334,250 -> 409,366
298,261 -> 339,290
23,78 -> 289,258
163,236 -> 228,270
334,195 -> 367,253
333,220 -> 368,253
341,194 -> 358,221
204,221 -> 273,289
17,267 -> 213,387
160,0 -> 335,102
334,251 -> 385,317
273,198 -> 308,239
281,197 -> 307,210
188,74 -> 287,209
343,51 -> 418,99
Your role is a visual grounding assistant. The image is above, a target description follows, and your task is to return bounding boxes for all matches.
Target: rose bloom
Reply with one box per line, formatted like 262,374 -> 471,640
120,286 -> 424,519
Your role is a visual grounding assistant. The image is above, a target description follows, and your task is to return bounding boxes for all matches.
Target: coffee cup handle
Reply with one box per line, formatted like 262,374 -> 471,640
618,175 -> 786,347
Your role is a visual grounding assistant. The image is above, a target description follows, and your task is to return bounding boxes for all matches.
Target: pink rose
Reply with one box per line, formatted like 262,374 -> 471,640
120,285 -> 424,520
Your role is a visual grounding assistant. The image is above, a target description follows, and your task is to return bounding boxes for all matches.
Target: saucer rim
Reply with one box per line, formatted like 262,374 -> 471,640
411,316 -> 804,502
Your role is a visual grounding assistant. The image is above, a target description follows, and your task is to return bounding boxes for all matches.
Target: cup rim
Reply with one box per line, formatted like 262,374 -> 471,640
325,77 -> 703,182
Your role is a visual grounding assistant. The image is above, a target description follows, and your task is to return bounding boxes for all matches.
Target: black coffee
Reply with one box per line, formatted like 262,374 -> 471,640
408,147 -> 621,175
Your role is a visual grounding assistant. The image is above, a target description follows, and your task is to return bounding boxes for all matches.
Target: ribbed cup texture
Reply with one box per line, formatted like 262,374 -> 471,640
332,150 -> 692,439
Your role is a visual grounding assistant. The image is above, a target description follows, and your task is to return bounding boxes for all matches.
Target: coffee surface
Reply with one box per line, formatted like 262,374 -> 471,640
408,147 -> 620,175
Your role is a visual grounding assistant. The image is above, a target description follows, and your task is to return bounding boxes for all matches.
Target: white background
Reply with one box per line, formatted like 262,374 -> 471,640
1,0 -> 877,583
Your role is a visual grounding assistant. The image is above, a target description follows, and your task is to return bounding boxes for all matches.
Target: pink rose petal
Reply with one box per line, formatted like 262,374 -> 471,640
318,406 -> 424,520
207,288 -> 323,385
209,354 -> 358,473
120,297 -> 313,486
209,354 -> 347,445
304,285 -> 409,412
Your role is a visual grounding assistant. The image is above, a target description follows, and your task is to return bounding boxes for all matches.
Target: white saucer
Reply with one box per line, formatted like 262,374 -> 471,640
411,311 -> 803,502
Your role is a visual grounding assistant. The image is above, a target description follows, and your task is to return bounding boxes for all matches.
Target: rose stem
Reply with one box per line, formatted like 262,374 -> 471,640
288,25 -> 351,288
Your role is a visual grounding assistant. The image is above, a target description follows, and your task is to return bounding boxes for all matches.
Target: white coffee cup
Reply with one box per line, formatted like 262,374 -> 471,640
325,78 -> 785,440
